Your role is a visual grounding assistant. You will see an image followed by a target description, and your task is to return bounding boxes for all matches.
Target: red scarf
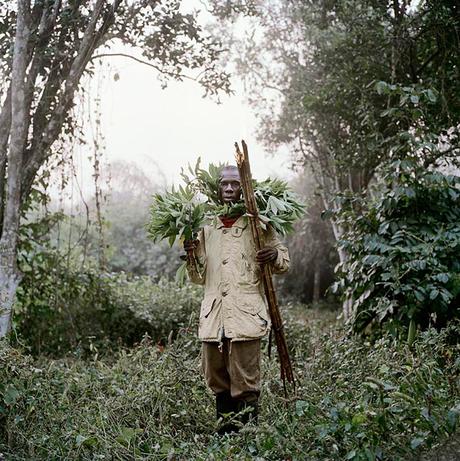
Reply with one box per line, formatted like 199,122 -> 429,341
219,215 -> 241,228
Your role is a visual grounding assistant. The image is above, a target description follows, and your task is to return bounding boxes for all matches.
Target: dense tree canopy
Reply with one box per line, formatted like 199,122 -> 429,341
211,0 -> 460,320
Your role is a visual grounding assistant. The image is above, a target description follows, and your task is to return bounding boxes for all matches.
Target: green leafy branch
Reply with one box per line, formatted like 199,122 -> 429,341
147,160 -> 305,282
180,158 -> 306,236
147,185 -> 206,247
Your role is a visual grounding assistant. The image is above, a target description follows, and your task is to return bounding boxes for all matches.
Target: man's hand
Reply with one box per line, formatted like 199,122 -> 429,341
183,239 -> 199,252
256,247 -> 278,265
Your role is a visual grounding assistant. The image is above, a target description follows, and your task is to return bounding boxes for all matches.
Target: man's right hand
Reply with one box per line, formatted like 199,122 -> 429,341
184,239 -> 199,252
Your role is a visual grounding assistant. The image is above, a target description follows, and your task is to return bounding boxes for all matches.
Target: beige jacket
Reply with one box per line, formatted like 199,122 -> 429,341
187,216 -> 290,342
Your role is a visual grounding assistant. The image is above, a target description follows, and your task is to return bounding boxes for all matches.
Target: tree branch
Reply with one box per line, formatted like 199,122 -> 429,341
22,0 -> 123,199
0,84 -> 12,230
89,52 -> 198,82
0,84 -> 12,166
416,48 -> 442,77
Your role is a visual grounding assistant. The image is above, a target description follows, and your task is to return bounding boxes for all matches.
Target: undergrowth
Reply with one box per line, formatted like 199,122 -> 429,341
13,267 -> 202,357
1,306 -> 459,460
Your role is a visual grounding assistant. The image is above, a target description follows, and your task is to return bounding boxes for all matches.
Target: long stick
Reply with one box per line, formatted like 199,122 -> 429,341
234,140 -> 295,394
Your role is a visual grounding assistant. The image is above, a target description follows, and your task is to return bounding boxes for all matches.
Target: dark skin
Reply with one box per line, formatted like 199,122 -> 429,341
184,166 -> 277,264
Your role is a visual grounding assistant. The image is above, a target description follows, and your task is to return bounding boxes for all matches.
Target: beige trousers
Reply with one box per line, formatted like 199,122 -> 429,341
201,339 -> 261,401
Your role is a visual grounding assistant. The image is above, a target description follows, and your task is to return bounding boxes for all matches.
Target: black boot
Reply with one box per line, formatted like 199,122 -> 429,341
216,391 -> 238,435
235,399 -> 259,426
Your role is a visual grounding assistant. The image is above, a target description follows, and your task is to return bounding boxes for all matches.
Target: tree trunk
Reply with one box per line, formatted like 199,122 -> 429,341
0,249 -> 22,337
0,0 -> 30,338
331,221 -> 353,319
319,189 -> 353,320
312,257 -> 320,303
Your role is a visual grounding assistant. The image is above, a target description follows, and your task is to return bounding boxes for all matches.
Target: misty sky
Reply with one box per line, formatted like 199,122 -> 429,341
97,58 -> 291,187
55,3 -> 294,206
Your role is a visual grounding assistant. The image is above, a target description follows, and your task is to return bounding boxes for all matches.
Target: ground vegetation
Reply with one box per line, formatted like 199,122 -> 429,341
1,306 -> 459,460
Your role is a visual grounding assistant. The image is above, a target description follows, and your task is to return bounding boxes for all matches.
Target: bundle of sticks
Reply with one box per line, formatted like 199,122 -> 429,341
234,140 -> 295,395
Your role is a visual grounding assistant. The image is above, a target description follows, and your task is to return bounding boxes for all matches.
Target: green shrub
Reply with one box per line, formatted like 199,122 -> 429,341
111,275 -> 203,343
14,248 -> 202,357
335,160 -> 460,337
1,306 -> 459,460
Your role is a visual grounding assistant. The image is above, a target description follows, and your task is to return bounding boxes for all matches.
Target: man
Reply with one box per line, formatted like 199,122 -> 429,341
184,165 -> 290,434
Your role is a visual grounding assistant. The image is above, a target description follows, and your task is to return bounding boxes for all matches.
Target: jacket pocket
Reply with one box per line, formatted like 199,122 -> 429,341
200,296 -> 216,318
239,304 -> 261,315
237,291 -> 263,315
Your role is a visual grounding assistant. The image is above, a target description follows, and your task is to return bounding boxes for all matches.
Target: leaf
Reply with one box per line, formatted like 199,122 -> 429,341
175,262 -> 188,286
116,427 -> 142,446
434,273 -> 449,283
76,435 -> 98,447
351,413 -> 366,425
4,385 -> 20,406
407,319 -> 416,347
364,381 -> 380,391
362,255 -> 381,266
295,400 -> 309,417
426,89 -> 437,103
375,81 -> 388,95
345,449 -> 357,460
271,196 -> 287,212
410,437 -> 424,450
381,272 -> 392,281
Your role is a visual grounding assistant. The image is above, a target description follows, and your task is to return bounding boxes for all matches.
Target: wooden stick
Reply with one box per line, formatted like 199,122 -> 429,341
234,140 -> 295,394
186,248 -> 196,267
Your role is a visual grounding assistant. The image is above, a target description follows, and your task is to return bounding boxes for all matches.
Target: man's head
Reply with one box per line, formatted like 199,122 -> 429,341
219,165 -> 242,204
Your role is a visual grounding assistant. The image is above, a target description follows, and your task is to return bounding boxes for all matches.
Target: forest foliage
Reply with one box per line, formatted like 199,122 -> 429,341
1,1 -> 460,459
334,160 -> 460,338
1,306 -> 460,460
212,0 -> 460,329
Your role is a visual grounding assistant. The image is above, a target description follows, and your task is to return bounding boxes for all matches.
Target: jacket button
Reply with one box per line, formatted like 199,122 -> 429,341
222,291 -> 228,297
222,259 -> 228,265
223,229 -> 228,234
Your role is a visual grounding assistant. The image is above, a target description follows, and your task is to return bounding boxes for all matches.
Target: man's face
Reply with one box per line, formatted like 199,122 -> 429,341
219,168 -> 242,204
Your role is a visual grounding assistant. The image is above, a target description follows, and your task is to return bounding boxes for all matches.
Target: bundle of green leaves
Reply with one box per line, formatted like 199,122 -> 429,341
254,178 -> 305,235
147,185 -> 206,247
147,159 -> 304,282
180,158 -> 305,236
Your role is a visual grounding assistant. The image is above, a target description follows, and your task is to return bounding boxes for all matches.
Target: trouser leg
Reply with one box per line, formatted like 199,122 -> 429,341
202,342 -> 238,434
228,339 -> 261,425
202,341 -> 231,395
228,339 -> 261,402
202,339 -> 261,431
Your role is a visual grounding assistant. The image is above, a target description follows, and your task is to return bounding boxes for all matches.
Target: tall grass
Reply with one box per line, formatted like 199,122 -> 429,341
1,306 -> 459,460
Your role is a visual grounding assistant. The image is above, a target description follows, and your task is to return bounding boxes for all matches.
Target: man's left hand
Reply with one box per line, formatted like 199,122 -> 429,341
256,247 -> 278,264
